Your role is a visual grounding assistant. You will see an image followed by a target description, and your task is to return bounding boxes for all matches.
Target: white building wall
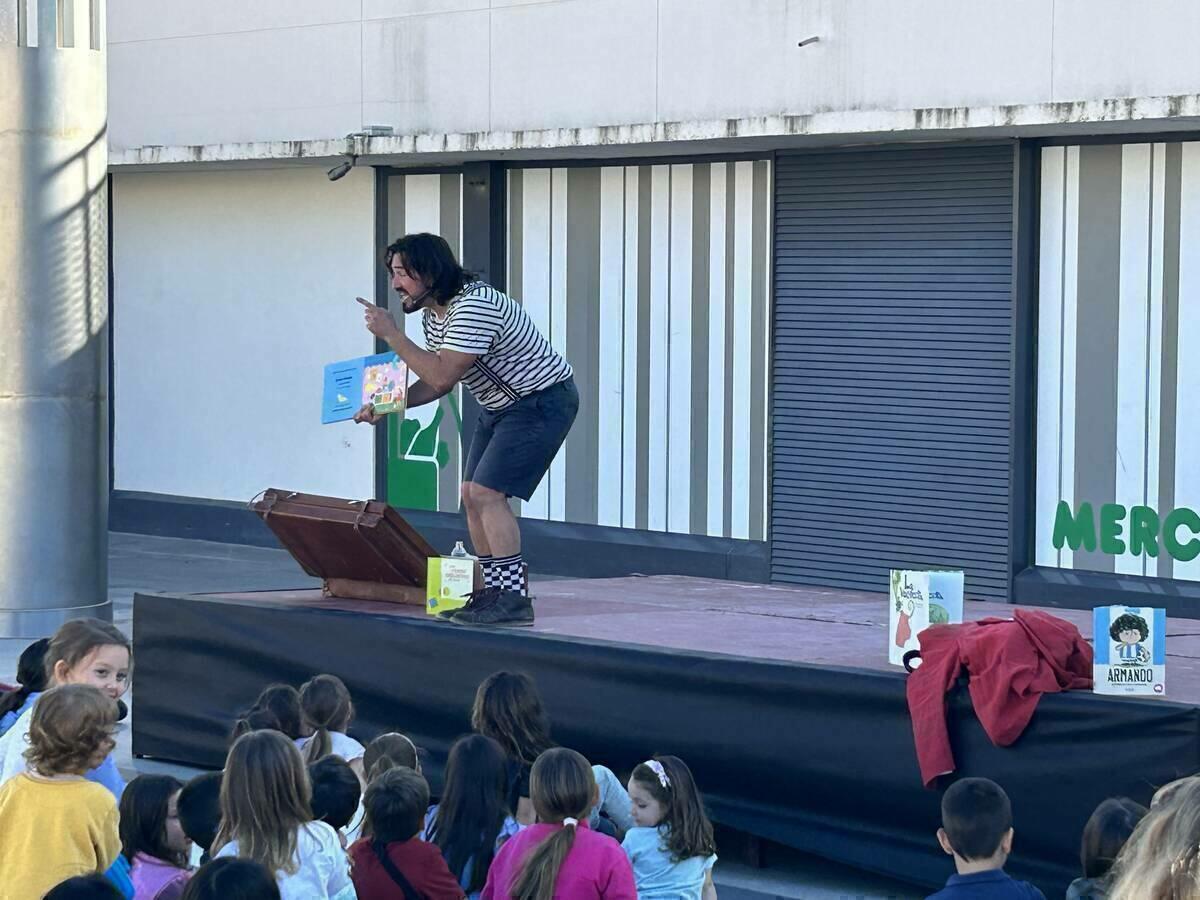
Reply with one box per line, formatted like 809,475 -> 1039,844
107,0 -> 1200,153
111,167 -> 378,502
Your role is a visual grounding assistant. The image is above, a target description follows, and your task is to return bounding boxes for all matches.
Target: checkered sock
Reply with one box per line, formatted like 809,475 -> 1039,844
493,553 -> 526,596
478,554 -> 499,589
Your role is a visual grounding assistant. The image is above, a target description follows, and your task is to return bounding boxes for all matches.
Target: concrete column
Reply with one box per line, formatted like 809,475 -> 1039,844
0,0 -> 110,636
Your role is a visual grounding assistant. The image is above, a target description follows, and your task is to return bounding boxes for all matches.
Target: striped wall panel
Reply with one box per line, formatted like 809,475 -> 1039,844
1035,142 -> 1200,581
507,163 -> 772,540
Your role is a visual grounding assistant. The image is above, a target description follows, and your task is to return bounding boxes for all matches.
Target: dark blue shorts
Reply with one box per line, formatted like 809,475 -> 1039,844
462,377 -> 579,501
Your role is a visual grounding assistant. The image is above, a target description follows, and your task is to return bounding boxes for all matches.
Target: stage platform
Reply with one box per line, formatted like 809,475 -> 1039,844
132,576 -> 1200,895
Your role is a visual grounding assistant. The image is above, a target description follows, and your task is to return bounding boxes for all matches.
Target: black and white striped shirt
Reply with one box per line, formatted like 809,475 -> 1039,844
422,282 -> 572,411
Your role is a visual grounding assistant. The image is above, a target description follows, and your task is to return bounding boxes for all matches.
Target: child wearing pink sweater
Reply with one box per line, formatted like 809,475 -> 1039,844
481,749 -> 634,900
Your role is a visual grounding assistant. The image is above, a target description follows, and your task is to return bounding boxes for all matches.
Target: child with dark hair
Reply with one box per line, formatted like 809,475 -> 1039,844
297,675 -> 365,782
425,734 -> 523,899
232,684 -> 306,743
349,768 -> 465,899
1066,797 -> 1147,900
0,684 -> 121,900
0,637 -> 49,736
177,772 -> 222,866
929,778 -> 1045,900
471,671 -> 633,833
481,748 -> 636,900
309,756 -> 363,848
120,774 -> 193,899
623,756 -> 717,899
44,874 -> 124,899
181,858 -> 281,900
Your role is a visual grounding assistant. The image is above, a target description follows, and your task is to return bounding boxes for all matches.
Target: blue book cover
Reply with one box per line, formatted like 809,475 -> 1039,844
321,352 -> 408,424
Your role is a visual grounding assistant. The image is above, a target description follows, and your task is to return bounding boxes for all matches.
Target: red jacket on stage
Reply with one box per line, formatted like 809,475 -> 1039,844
906,609 -> 1093,787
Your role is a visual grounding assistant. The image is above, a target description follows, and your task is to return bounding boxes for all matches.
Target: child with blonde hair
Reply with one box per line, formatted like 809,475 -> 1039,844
213,730 -> 352,900
1108,777 -> 1200,900
364,731 -> 421,780
0,684 -> 122,900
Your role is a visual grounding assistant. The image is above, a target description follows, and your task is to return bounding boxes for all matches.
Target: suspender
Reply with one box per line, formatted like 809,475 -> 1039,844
373,840 -> 427,900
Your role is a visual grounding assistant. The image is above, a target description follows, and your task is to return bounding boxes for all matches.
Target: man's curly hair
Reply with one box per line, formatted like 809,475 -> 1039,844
1110,613 -> 1150,643
24,684 -> 117,776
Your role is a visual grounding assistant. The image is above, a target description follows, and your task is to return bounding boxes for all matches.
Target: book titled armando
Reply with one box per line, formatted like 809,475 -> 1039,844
322,353 -> 409,424
1093,605 -> 1166,696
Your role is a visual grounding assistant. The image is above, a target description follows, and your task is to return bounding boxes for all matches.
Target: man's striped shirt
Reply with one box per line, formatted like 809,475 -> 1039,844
422,281 -> 572,411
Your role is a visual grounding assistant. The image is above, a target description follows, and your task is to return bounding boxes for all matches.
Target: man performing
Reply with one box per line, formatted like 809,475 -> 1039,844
354,233 -> 577,627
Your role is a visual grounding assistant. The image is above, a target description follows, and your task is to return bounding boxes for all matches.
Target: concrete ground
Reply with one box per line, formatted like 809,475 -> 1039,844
0,531 -> 923,900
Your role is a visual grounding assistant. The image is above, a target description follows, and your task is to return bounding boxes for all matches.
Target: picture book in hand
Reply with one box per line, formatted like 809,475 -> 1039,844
322,352 -> 409,424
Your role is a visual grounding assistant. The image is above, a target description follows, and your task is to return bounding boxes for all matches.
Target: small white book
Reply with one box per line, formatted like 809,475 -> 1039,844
889,570 -> 965,667
890,570 -> 929,666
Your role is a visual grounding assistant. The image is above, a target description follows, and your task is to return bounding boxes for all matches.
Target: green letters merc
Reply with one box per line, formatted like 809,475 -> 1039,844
1052,502 -> 1200,562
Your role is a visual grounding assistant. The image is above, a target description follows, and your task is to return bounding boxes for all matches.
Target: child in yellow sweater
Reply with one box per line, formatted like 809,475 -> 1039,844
0,684 -> 122,900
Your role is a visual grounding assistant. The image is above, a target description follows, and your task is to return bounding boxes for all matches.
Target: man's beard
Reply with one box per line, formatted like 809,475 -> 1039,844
399,288 -> 432,314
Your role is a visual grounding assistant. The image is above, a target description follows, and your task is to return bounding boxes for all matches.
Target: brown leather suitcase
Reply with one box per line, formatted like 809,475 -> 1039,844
251,489 -> 438,605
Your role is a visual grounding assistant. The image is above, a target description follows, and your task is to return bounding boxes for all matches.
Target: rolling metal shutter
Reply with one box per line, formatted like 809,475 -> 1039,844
771,144 -> 1015,600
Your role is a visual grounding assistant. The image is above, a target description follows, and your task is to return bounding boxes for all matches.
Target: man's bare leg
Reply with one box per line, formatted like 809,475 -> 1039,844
473,483 -> 521,558
462,482 -> 492,590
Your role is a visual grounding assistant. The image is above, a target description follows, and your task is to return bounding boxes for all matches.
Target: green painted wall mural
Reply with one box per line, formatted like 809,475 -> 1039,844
386,395 -> 460,511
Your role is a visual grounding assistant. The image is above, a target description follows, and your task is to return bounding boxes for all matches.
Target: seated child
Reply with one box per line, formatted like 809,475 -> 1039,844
364,732 -> 421,781
120,774 -> 194,900
481,748 -> 636,900
181,858 -> 282,900
622,756 -> 717,900
929,778 -> 1045,900
1066,797 -> 1146,900
471,671 -> 633,834
0,619 -> 131,797
1109,777 -> 1200,898
231,684 -> 307,743
298,675 -> 365,783
425,734 -> 523,899
212,730 -> 352,900
0,637 -> 49,736
44,874 -> 123,899
349,767 -> 466,900
177,771 -> 222,867
0,684 -> 122,900
309,755 -> 363,848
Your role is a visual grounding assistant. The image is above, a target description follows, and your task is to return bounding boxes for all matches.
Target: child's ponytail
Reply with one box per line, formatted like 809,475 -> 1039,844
509,747 -> 595,900
509,821 -> 577,900
303,728 -> 333,764
299,674 -> 353,763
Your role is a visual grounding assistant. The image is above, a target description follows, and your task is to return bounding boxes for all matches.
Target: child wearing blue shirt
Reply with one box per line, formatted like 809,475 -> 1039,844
928,778 -> 1045,900
621,756 -> 717,900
